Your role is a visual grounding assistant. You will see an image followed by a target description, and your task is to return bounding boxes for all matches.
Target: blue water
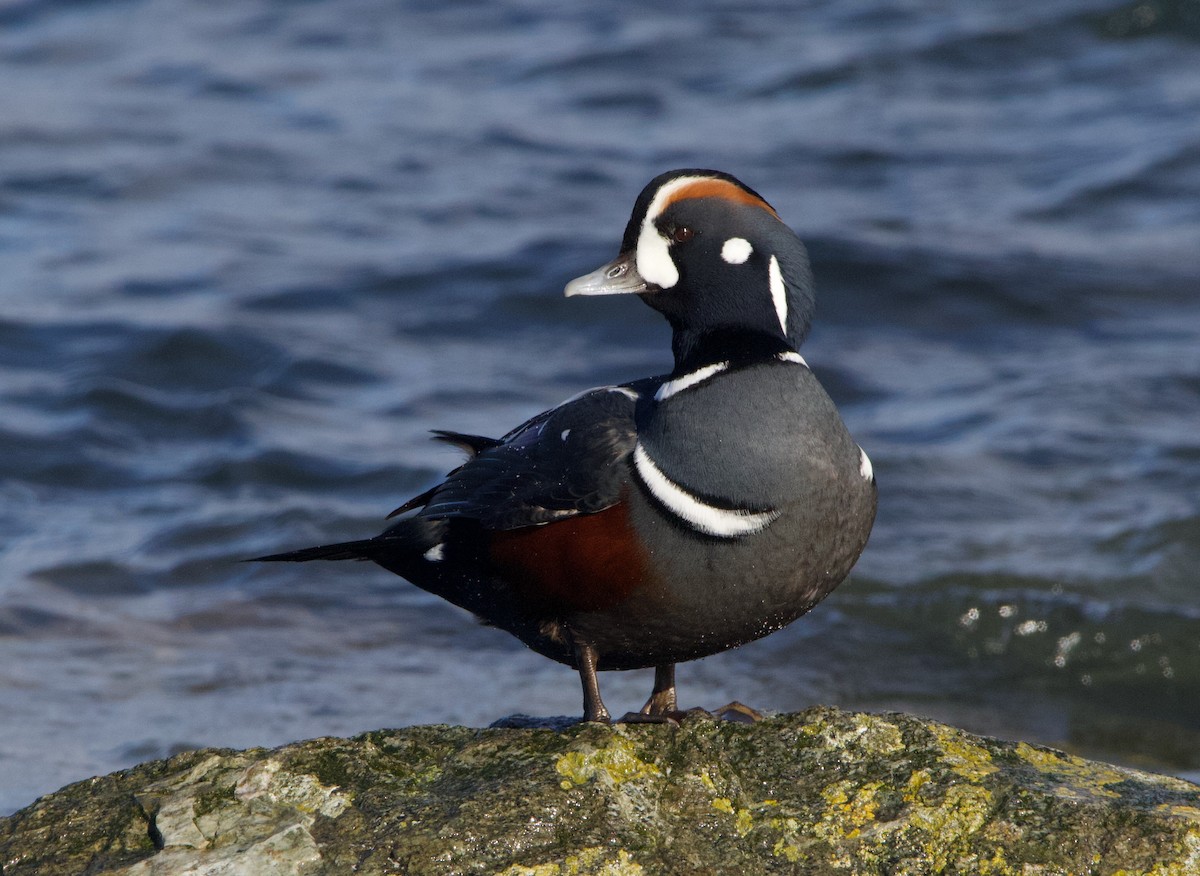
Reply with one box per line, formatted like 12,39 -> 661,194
3,0 -> 1200,814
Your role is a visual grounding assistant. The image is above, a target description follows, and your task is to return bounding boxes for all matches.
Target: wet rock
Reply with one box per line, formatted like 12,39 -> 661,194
3,707 -> 1200,875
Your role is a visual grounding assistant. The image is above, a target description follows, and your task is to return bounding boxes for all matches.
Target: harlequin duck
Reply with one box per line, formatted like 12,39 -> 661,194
255,169 -> 877,722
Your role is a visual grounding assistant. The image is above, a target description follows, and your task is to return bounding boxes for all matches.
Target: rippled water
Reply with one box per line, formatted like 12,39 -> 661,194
3,0 -> 1199,814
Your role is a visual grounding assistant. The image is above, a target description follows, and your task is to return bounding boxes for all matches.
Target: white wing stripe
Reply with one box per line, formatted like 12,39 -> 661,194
555,384 -> 639,408
633,443 -> 779,538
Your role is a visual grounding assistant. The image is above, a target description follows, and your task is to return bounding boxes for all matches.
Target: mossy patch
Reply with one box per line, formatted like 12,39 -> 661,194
800,709 -> 905,760
555,731 -> 661,789
1014,739 -> 1135,800
4,709 -> 1200,875
926,722 -> 999,782
710,795 -> 757,836
497,847 -> 645,876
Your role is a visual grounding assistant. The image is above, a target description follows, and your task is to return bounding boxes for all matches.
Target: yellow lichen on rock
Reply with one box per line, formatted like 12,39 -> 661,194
803,711 -> 905,761
1015,741 -> 1133,800
903,768 -> 932,801
769,816 -> 804,863
927,723 -> 999,782
554,734 -> 661,790
970,848 -> 1015,876
6,709 -> 1200,876
497,847 -> 645,876
1111,827 -> 1200,876
710,796 -> 760,837
906,783 -> 995,870
816,780 -> 883,842
1156,804 -> 1200,824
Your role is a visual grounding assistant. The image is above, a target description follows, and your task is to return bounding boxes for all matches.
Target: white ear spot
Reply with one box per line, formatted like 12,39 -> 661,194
721,237 -> 752,264
768,255 -> 788,335
423,543 -> 445,562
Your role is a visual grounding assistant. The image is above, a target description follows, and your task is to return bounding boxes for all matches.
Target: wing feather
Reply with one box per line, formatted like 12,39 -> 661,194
419,385 -> 640,530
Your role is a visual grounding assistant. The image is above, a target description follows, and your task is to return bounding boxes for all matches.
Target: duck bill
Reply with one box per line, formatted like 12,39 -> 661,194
564,252 -> 652,297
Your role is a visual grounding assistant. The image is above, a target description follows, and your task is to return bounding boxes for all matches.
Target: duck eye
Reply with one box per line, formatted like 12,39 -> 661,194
671,225 -> 694,244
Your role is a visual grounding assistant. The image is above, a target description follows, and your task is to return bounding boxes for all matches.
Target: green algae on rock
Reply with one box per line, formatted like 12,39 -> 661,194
3,708 -> 1199,875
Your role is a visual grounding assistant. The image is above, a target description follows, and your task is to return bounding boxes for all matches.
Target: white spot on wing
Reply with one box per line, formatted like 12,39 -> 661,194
776,351 -> 808,367
858,446 -> 874,482
423,543 -> 445,562
721,237 -> 752,264
633,443 -> 780,538
768,255 -> 788,335
655,361 -> 729,401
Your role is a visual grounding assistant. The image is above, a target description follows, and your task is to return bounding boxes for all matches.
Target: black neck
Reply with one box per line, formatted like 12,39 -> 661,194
671,327 -> 794,375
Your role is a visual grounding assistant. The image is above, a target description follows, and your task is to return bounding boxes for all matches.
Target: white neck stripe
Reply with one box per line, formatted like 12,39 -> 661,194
657,354 -> 805,404
655,361 -> 730,401
633,443 -> 780,538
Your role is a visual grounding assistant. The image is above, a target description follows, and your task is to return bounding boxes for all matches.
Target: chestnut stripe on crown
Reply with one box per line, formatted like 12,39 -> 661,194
658,178 -> 779,220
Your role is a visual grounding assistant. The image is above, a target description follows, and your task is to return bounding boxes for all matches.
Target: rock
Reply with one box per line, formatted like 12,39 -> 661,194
3,707 -> 1199,875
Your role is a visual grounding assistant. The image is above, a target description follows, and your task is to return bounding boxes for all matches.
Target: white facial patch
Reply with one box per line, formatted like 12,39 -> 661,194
633,443 -> 780,538
423,543 -> 445,562
633,174 -> 712,290
768,255 -> 788,335
636,231 -> 678,289
721,237 -> 752,264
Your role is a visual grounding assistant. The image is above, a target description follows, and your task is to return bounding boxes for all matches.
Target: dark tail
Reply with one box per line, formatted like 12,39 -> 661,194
249,539 -> 382,563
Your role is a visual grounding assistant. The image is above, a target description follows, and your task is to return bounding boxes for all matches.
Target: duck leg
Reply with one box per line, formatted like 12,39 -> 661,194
639,664 -> 677,716
575,641 -> 611,723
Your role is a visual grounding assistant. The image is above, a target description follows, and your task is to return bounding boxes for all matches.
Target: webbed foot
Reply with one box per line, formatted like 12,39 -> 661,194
710,701 -> 764,723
